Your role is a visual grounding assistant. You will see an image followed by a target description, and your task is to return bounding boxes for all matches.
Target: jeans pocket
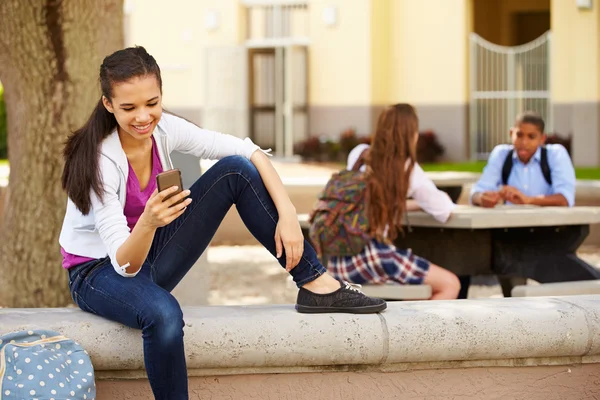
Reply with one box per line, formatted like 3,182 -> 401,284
68,270 -> 83,302
84,259 -> 108,280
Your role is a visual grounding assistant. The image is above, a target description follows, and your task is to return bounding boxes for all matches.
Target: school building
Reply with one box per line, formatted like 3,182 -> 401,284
124,0 -> 600,166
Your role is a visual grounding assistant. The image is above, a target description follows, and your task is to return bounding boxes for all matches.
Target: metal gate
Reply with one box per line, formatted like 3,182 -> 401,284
248,45 -> 308,157
469,31 -> 552,160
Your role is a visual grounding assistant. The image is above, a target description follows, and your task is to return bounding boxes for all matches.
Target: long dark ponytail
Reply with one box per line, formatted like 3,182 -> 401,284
61,46 -> 162,214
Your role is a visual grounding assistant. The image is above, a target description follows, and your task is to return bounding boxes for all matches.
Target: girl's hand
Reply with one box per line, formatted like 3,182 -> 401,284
139,187 -> 192,229
275,211 -> 304,272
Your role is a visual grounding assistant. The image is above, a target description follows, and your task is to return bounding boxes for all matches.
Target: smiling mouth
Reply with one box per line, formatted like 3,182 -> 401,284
132,122 -> 153,133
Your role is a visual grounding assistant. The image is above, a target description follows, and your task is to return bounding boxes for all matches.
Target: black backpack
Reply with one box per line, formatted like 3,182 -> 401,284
501,146 -> 552,186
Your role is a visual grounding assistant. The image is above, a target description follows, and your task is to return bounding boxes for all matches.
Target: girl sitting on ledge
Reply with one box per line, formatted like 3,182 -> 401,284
59,46 -> 386,400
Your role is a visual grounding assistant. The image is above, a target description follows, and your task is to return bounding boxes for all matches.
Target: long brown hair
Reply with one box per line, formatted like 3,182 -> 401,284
366,104 -> 418,242
61,46 -> 162,215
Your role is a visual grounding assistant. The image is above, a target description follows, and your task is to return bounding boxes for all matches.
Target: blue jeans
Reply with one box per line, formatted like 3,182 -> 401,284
67,156 -> 327,399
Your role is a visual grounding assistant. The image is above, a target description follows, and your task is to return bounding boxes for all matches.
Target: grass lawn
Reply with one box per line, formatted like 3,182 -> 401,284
0,159 -> 7,168
420,161 -> 600,180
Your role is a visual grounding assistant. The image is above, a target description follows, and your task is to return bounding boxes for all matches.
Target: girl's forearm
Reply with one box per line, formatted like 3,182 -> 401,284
115,220 -> 156,274
250,151 -> 296,215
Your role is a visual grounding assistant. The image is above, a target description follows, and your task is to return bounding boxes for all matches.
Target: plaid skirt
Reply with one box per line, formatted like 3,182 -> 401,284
326,240 -> 430,285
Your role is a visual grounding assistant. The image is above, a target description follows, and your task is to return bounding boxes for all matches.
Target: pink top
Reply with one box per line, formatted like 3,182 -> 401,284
61,137 -> 163,269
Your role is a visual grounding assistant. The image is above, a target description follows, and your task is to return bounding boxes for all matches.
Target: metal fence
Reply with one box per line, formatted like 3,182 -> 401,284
469,31 -> 552,160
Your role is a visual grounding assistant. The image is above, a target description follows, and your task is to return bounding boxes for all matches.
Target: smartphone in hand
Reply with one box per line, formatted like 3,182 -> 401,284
156,169 -> 185,207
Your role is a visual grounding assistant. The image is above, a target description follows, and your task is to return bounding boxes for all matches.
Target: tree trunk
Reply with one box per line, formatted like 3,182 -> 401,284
0,0 -> 123,307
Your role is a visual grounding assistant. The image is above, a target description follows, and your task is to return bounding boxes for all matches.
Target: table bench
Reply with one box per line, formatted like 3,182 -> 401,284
299,206 -> 600,298
511,280 -> 600,297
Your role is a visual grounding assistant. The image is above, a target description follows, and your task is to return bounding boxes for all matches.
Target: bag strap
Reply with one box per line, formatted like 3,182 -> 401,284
540,146 -> 552,185
501,149 -> 513,186
351,149 -> 369,172
501,147 -> 552,186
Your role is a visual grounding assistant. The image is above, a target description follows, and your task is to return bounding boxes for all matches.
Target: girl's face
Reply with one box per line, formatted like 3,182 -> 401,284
102,74 -> 162,146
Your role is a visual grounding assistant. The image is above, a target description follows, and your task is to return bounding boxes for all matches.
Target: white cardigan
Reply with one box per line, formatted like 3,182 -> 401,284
59,113 -> 264,277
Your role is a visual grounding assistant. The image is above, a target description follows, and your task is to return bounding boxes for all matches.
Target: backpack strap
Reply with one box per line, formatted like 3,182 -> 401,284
352,148 -> 369,172
540,146 -> 552,185
501,149 -> 514,186
501,146 -> 552,186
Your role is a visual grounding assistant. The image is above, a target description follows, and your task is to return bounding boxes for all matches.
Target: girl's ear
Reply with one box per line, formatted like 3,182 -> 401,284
102,96 -> 114,114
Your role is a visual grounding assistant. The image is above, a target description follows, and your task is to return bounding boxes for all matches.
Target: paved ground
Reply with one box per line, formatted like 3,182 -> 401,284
206,244 -> 600,305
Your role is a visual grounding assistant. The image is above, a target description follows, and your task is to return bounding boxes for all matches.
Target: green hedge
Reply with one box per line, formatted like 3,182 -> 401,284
0,84 -> 6,159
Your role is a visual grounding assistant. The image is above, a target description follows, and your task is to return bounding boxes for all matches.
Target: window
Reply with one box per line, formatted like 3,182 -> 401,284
243,0 -> 309,44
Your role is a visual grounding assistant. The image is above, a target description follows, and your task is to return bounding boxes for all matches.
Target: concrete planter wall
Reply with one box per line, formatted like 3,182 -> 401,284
2,296 -> 600,399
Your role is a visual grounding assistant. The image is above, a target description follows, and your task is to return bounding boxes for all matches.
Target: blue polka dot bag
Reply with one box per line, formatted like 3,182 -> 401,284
0,329 -> 96,400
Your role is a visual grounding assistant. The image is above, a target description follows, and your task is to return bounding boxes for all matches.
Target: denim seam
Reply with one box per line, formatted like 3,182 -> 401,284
73,291 -> 100,315
295,271 -> 325,287
79,278 -> 140,318
69,273 -> 83,296
82,260 -> 110,288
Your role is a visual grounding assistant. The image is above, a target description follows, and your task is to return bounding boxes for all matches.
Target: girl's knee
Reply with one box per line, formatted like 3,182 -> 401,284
142,297 -> 184,338
446,271 -> 461,297
425,264 -> 460,298
216,155 -> 255,173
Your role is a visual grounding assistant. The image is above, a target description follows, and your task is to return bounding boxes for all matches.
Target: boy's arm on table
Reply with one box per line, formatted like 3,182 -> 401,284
470,146 -> 505,207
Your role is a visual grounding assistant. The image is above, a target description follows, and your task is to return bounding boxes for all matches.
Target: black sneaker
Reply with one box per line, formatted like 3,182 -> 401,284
296,281 -> 387,314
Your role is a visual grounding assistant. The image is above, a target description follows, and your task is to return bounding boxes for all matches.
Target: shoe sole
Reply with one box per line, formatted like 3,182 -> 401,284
295,302 -> 387,314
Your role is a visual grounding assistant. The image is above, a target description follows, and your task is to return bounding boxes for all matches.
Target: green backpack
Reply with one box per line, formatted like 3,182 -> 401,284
309,150 -> 370,261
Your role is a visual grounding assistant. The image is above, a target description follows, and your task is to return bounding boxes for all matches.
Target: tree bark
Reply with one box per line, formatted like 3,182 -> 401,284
0,0 -> 123,307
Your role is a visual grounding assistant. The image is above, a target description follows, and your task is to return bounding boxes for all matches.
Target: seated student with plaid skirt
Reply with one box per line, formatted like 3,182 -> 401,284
325,104 -> 460,300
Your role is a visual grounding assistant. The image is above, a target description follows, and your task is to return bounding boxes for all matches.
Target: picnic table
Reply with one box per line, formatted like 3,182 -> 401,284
420,171 -> 479,202
299,205 -> 600,296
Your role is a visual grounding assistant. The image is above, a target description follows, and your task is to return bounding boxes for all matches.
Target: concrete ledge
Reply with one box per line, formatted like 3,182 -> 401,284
2,295 -> 600,377
512,281 -> 600,297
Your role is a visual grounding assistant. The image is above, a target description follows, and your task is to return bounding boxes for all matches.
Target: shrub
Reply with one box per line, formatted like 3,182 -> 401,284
352,130 -> 446,163
293,136 -> 321,160
294,129 -> 446,163
358,136 -> 372,145
322,138 -> 342,161
0,84 -> 6,159
545,133 -> 572,156
339,128 -> 360,155
416,130 -> 445,163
